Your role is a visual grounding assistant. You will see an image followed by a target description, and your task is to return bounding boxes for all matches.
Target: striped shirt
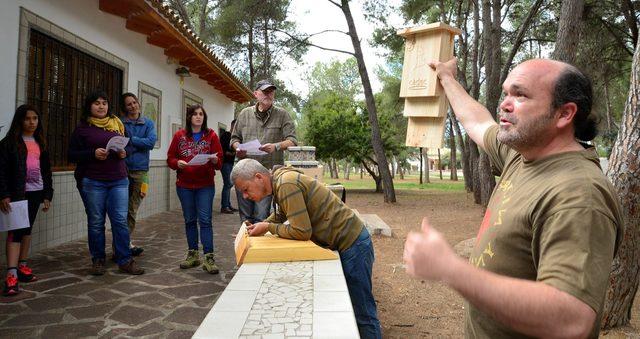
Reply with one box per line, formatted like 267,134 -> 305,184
265,166 -> 364,252
230,104 -> 297,170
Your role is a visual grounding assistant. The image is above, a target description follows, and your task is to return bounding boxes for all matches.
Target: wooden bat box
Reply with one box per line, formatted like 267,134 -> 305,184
398,22 -> 461,148
403,96 -> 449,118
234,223 -> 338,265
398,22 -> 462,98
405,116 -> 446,149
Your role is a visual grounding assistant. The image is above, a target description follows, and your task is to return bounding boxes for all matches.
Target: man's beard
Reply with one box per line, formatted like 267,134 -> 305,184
497,109 -> 555,150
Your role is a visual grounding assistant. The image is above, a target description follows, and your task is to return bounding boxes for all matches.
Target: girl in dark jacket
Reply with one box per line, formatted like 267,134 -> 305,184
0,104 -> 53,296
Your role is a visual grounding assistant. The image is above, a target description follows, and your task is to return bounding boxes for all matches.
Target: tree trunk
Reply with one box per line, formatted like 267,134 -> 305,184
478,0 -> 500,207
198,0 -> 209,37
552,0 -> 584,64
462,135 -> 473,191
248,18 -> 255,89
470,0 -> 480,100
438,148 -> 443,180
360,164 -> 363,179
419,147 -> 423,185
263,16 -> 270,77
478,151 -> 495,207
424,148 -> 431,184
622,0 -> 639,48
470,139 -> 481,204
339,0 -> 396,202
602,71 -> 615,131
362,160 -> 382,193
328,158 -> 336,179
391,157 -> 396,179
449,115 -> 458,181
601,38 -> 640,329
344,161 -> 351,180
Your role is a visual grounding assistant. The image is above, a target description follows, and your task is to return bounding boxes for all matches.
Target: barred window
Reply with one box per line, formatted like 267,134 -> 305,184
27,29 -> 123,170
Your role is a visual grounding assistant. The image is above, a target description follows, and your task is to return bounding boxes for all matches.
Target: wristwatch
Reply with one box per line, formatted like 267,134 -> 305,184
275,142 -> 282,152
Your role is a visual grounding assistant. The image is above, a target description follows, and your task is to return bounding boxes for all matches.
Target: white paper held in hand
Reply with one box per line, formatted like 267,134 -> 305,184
106,136 -> 129,152
187,153 -> 217,166
237,139 -> 267,155
0,200 -> 30,232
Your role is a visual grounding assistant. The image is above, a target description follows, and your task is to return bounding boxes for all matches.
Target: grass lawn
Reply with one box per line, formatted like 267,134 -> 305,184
324,173 -> 466,192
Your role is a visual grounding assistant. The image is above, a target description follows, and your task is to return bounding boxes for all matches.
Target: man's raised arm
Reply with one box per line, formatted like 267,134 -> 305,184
428,58 -> 497,150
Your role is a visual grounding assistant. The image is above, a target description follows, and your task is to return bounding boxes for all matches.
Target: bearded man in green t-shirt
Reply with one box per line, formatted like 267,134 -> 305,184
403,58 -> 622,338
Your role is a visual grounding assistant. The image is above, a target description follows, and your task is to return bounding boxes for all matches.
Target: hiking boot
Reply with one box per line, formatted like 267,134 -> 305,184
119,259 -> 145,275
91,259 -> 106,276
220,207 -> 234,214
2,275 -> 19,296
17,264 -> 37,282
179,250 -> 201,269
130,246 -> 144,256
202,253 -> 219,274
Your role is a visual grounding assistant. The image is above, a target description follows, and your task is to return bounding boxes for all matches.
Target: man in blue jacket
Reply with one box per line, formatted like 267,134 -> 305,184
121,93 -> 157,256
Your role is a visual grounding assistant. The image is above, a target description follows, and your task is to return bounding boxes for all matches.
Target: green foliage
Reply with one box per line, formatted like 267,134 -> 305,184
208,0 -> 307,96
299,57 -> 405,165
301,90 -> 368,162
306,59 -> 362,98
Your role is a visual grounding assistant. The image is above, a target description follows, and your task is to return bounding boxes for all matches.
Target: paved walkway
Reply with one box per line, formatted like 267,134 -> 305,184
0,203 -> 242,338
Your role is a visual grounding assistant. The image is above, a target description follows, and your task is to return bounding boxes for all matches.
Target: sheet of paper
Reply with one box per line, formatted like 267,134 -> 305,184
237,139 -> 267,156
187,153 -> 217,166
0,200 -> 30,232
106,136 -> 130,152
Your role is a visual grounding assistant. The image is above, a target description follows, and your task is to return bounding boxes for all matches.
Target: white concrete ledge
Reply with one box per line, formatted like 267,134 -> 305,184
193,257 -> 359,339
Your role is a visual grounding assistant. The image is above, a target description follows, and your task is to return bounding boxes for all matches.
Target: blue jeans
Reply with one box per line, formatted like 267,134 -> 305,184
236,189 -> 272,223
340,227 -> 382,339
220,162 -> 234,209
176,186 -> 215,253
81,177 -> 131,266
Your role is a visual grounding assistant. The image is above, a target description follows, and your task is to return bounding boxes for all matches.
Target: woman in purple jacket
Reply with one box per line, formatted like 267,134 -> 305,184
68,90 -> 144,276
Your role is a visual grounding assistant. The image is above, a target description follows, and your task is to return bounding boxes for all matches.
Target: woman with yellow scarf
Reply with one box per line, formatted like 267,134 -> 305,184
68,90 -> 144,276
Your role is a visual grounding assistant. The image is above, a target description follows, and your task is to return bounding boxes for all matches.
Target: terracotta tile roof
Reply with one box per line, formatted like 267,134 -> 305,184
99,0 -> 253,103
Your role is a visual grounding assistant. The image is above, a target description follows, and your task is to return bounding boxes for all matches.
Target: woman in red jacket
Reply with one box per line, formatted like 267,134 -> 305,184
167,104 -> 223,274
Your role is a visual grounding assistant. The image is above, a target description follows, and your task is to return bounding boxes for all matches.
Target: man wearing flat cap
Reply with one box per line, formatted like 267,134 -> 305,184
231,79 -> 297,224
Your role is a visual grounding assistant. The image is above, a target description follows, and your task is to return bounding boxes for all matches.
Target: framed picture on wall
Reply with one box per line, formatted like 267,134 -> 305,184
181,89 -> 203,127
171,122 -> 182,137
138,82 -> 162,148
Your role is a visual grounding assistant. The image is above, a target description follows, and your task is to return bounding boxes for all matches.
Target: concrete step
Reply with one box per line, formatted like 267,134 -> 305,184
359,214 -> 392,237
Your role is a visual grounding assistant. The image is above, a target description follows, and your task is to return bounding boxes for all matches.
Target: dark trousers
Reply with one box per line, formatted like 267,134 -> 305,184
7,190 -> 43,243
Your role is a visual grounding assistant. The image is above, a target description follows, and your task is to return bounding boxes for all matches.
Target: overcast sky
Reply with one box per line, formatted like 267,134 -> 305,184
278,0 -> 404,100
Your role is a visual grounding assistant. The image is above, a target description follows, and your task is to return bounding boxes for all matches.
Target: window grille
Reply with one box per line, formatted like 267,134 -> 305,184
27,29 -> 123,170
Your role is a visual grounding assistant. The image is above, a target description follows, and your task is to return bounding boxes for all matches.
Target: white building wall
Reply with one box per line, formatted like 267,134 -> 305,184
0,0 -> 238,261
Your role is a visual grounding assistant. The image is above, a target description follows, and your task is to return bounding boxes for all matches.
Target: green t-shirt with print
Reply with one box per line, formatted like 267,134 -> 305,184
465,125 -> 622,339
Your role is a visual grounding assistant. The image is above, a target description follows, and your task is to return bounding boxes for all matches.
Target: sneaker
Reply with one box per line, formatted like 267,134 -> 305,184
3,275 -> 19,296
220,207 -> 235,214
17,264 -> 37,283
202,253 -> 219,274
91,259 -> 106,276
230,207 -> 238,212
130,246 -> 144,256
179,250 -> 201,269
118,259 -> 145,275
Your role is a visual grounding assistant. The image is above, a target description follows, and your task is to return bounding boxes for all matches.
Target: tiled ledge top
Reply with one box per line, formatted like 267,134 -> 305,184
193,257 -> 359,339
